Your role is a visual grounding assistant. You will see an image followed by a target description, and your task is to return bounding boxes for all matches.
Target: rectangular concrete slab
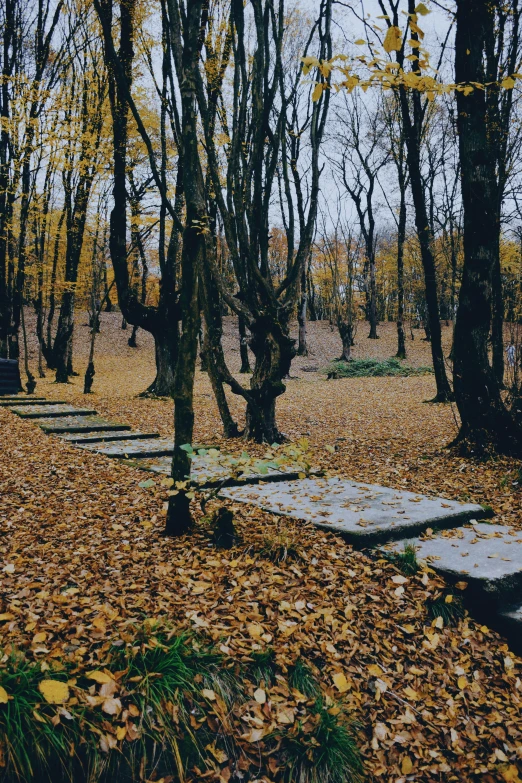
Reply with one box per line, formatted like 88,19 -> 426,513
11,404 -> 96,418
0,397 -> 49,405
130,454 -> 312,488
58,431 -> 160,444
386,523 -> 522,602
79,437 -> 173,458
40,416 -> 131,434
219,476 -> 486,545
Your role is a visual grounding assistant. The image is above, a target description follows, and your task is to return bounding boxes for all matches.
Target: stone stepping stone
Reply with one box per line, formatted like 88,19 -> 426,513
0,396 -> 48,405
10,404 -> 96,419
39,416 -> 131,434
1,398 -> 66,407
219,476 -> 486,545
79,437 -> 173,458
134,454 -> 318,488
386,523 -> 522,603
58,431 -> 160,444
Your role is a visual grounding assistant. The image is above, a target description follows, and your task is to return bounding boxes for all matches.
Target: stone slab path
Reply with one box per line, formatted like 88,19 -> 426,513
220,476 -> 486,545
384,523 -> 522,601
0,397 -> 50,406
60,431 -> 160,444
383,523 -> 522,648
135,453 -> 313,487
79,437 -> 175,458
3,392 -> 520,651
11,404 -> 96,418
39,416 -> 131,434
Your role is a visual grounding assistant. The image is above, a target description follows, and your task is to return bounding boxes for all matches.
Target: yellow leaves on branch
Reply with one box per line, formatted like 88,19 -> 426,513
303,54 -> 522,102
383,26 -> 402,54
303,0 -> 520,102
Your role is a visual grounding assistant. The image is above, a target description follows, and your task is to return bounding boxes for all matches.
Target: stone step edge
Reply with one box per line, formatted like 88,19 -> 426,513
14,408 -> 98,419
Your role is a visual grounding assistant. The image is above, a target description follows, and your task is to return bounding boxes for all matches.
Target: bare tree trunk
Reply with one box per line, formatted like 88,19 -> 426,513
297,268 -> 308,355
396,184 -> 407,359
337,319 -> 353,362
453,0 -> 521,454
238,314 -> 251,373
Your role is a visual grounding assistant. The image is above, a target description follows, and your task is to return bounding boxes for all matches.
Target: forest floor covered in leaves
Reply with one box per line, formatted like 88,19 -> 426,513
1,314 -> 521,782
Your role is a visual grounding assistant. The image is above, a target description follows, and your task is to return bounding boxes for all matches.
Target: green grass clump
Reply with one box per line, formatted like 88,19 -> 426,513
288,658 -> 321,699
277,700 -> 364,783
259,530 -> 304,564
324,357 -> 433,379
426,591 -> 465,625
0,652 -> 76,782
383,543 -> 420,576
0,623 -> 365,783
249,647 -> 278,686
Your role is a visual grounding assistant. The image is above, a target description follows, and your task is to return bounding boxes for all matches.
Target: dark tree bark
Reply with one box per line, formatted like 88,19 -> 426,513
54,65 -> 105,383
297,267 -> 309,355
382,0 -> 453,401
165,0 -> 207,535
338,319 -> 354,362
95,0 -> 182,400
453,0 -> 522,454
238,313 -> 251,373
396,172 -> 407,360
196,0 -> 332,441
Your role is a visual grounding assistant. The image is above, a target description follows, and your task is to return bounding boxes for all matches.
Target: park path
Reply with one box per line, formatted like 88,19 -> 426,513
2,392 -> 521,652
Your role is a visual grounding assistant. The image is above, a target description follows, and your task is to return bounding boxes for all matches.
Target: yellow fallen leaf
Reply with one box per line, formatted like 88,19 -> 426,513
206,743 -> 228,763
32,632 -> 47,644
457,676 -> 467,690
241,727 -> 266,743
116,725 -> 127,741
401,756 -> 413,774
254,688 -> 266,704
0,686 -> 9,703
38,680 -> 70,705
86,671 -> 114,684
501,764 -> 521,782
102,697 -> 122,715
92,616 -> 106,632
401,624 -> 415,634
332,672 -> 350,693
0,613 -> 15,621
403,686 -> 419,701
455,581 -> 468,590
368,664 -> 383,677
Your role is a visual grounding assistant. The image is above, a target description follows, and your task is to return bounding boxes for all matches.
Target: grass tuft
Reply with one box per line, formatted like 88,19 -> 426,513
383,543 -> 419,576
277,700 -> 364,783
0,625 -> 364,782
288,658 -> 321,699
323,357 -> 433,379
426,591 -> 465,625
249,648 -> 277,686
259,530 -> 304,564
